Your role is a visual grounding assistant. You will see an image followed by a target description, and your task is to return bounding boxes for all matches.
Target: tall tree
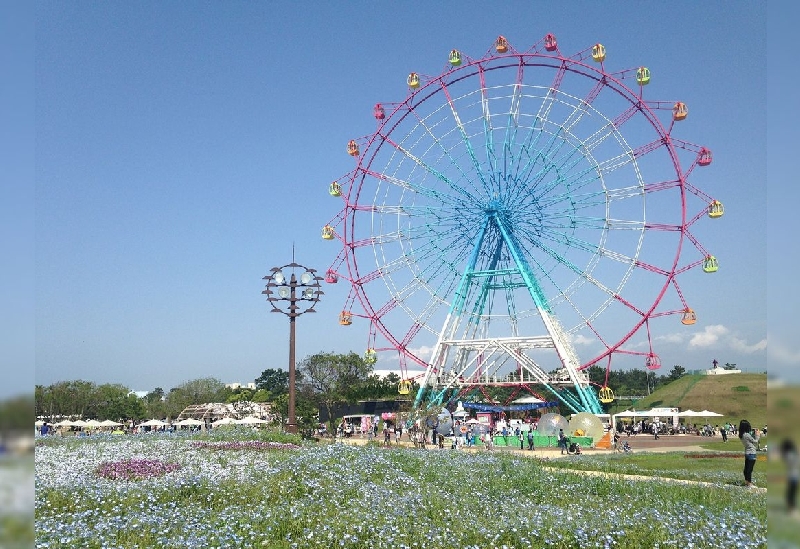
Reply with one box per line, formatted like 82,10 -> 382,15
667,365 -> 686,382
0,394 -> 34,432
254,368 -> 292,397
298,352 -> 373,426
163,377 -> 229,419
145,387 -> 165,403
87,384 -> 146,421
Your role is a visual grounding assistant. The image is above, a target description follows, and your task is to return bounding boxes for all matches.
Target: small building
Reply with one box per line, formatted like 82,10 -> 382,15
705,359 -> 741,375
226,382 -> 257,391
320,399 -> 410,425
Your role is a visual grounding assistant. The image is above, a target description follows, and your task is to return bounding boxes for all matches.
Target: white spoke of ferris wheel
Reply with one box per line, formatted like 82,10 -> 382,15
541,214 -> 645,233
440,80 -> 490,190
409,290 -> 449,331
501,62 -> 525,173
408,102 -> 490,197
533,239 -> 621,299
479,69 -> 497,177
531,233 -> 639,325
602,184 -> 645,201
582,121 -> 621,154
561,79 -> 605,134
371,253 -> 416,279
515,95 -> 602,186
596,150 -> 637,174
534,62 -> 568,128
371,171 -> 459,206
535,231 -> 615,263
394,234 -> 471,302
522,140 -> 600,201
384,139 -> 475,202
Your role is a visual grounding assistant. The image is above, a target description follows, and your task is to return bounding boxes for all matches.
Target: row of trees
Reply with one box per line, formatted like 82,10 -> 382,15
0,394 -> 34,432
586,364 -> 687,397
34,352 -> 405,425
34,353 -> 688,425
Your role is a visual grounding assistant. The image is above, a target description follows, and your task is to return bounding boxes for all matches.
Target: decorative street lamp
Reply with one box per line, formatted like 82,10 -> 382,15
262,262 -> 323,434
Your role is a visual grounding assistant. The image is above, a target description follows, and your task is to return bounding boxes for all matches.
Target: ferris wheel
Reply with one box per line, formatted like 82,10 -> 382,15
323,34 -> 722,414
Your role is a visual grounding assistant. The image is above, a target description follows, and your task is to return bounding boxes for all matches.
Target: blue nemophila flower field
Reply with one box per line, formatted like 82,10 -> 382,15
35,434 -> 766,548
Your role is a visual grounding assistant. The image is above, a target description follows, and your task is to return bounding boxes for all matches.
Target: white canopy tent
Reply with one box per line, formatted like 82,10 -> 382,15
175,418 -> 204,427
235,416 -> 269,425
697,410 -> 724,417
611,408 -> 680,431
139,419 -> 167,428
612,407 -> 723,432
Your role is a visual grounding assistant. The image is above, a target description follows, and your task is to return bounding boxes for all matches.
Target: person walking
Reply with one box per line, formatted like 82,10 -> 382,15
558,429 -> 567,455
738,419 -> 760,488
527,428 -> 535,451
779,438 -> 799,516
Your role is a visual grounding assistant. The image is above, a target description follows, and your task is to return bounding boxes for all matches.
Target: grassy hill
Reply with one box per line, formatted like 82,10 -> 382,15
607,373 -> 767,428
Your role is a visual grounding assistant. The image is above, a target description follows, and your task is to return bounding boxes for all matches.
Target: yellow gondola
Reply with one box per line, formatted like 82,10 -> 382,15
703,255 -> 718,273
338,311 -> 352,326
329,181 -> 342,197
322,225 -> 335,240
364,348 -> 377,365
347,140 -> 359,156
407,72 -> 420,89
495,36 -> 508,53
598,386 -> 615,404
449,49 -> 462,66
681,308 -> 697,326
673,102 -> 688,121
398,379 -> 412,395
591,43 -> 606,62
708,200 -> 724,218
636,66 -> 651,85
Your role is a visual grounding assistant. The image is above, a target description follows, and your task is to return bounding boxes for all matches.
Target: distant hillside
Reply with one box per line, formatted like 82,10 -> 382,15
614,373 -> 767,428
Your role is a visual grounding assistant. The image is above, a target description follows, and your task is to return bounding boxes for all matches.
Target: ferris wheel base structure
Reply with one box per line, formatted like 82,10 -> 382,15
324,34 -> 722,420
414,334 -> 604,415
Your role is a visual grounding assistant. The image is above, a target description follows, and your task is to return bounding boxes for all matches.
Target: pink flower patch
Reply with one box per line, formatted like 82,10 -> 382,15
95,458 -> 181,481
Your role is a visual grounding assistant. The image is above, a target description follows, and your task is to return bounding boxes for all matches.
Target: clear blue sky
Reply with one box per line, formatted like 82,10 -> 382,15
9,3 -> 792,396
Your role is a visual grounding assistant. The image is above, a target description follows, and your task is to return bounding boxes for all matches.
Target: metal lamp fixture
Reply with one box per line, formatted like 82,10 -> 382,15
262,262 -> 324,433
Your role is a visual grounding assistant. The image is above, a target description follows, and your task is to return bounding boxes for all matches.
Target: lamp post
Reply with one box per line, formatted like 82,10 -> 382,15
262,262 -> 323,434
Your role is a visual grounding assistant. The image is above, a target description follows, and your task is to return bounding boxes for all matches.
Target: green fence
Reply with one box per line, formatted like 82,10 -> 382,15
467,435 -> 593,448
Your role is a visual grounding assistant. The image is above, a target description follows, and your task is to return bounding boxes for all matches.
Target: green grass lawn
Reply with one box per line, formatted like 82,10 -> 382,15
546,449 -> 767,487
